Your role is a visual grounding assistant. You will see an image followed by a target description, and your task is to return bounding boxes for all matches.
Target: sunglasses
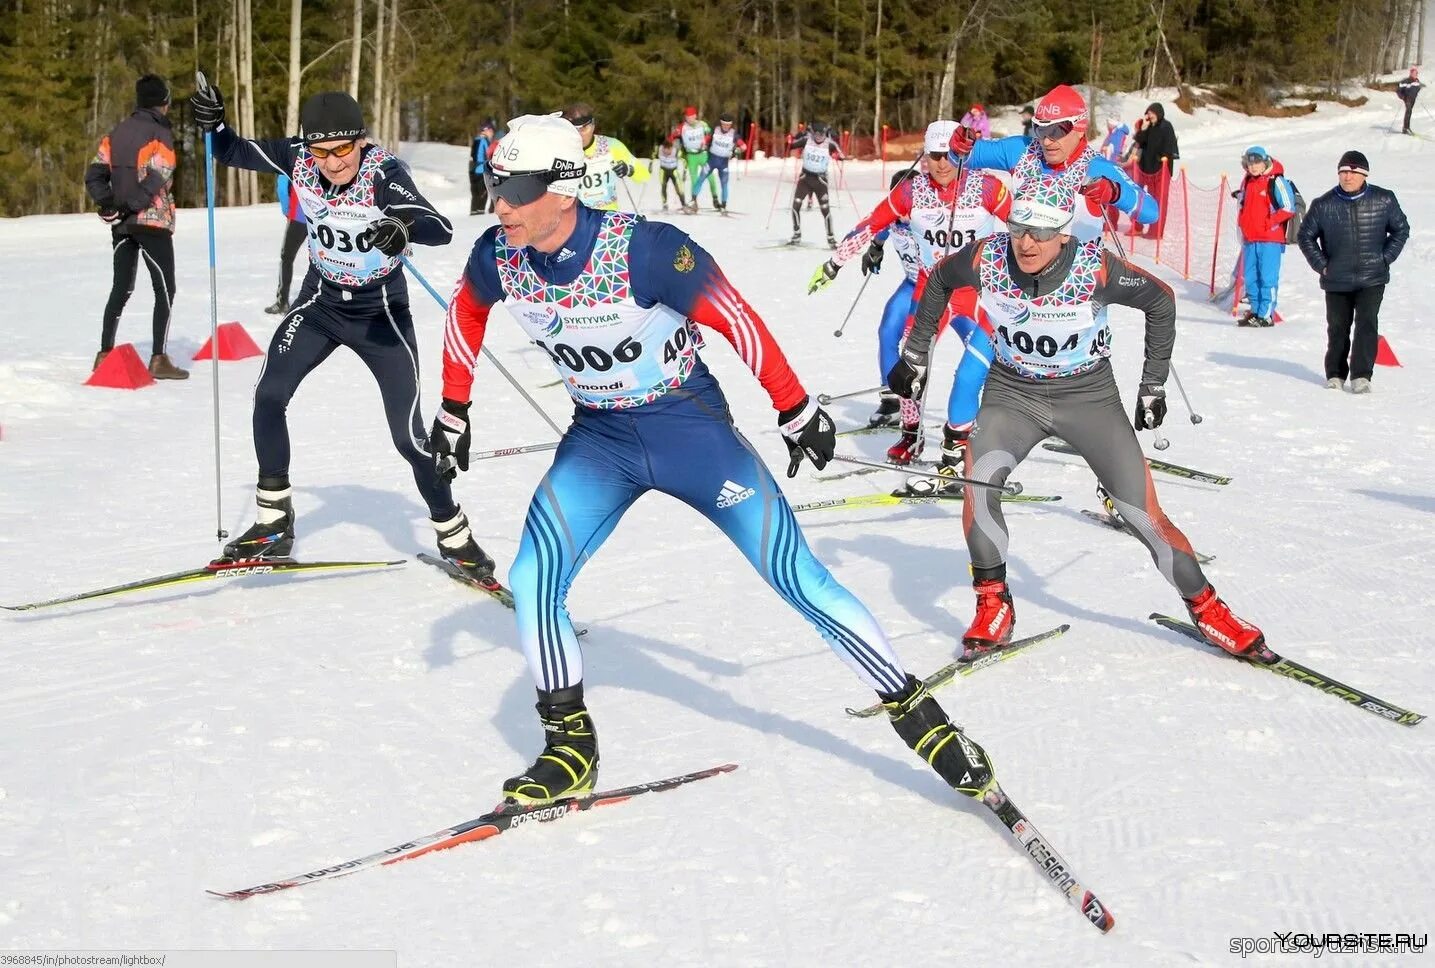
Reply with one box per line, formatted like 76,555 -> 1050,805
1007,222 -> 1066,242
1032,120 -> 1077,141
927,151 -> 950,161
569,115 -> 595,128
484,168 -> 568,206
1242,153 -> 1268,166
308,140 -> 358,160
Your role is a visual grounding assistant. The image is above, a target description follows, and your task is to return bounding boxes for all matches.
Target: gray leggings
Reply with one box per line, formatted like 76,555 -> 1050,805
964,360 -> 1207,598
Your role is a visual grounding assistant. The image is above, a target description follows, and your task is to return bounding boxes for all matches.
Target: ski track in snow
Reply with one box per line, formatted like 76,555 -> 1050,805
1,87 -> 1433,966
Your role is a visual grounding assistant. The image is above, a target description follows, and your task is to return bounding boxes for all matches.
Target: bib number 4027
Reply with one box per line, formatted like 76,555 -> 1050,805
535,336 -> 641,372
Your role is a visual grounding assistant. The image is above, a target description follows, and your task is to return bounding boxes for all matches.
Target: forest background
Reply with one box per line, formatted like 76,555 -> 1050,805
0,0 -> 1425,217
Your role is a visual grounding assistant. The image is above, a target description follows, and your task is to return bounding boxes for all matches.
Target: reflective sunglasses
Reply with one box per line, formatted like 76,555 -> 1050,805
484,168 -> 566,206
568,115 -> 595,128
1242,152 -> 1268,167
1007,221 -> 1067,242
307,140 -> 359,160
927,150 -> 949,161
1032,120 -> 1077,141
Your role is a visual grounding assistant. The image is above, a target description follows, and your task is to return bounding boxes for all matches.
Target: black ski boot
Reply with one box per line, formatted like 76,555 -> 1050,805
432,509 -> 496,581
935,424 -> 970,494
867,391 -> 901,428
879,675 -> 995,799
502,684 -> 599,805
1095,483 -> 1125,528
221,477 -> 295,561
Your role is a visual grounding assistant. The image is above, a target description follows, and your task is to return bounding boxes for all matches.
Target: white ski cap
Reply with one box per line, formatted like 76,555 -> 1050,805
491,113 -> 586,197
1008,198 -> 1073,230
924,119 -> 959,154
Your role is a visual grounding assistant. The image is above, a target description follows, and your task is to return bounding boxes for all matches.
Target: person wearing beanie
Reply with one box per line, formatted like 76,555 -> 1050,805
435,113 -> 1014,813
1396,66 -> 1423,134
947,83 -> 1157,243
787,121 -> 847,244
184,81 -> 492,577
691,113 -> 746,213
885,195 -> 1270,665
959,103 -> 990,140
560,102 -> 650,212
1129,102 -> 1179,238
1297,150 -> 1410,392
1233,145 -> 1297,327
82,73 -> 186,379
470,118 -> 498,215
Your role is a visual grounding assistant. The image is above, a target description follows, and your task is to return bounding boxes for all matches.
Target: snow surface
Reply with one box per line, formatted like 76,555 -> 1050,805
1,89 -> 1432,967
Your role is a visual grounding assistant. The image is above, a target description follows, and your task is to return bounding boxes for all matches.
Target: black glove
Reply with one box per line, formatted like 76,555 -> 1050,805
778,396 -> 836,477
189,81 -> 225,132
98,205 -> 130,225
885,349 -> 928,400
861,240 -> 884,276
430,399 -> 471,480
1133,383 -> 1167,431
368,215 -> 411,257
613,160 -> 634,178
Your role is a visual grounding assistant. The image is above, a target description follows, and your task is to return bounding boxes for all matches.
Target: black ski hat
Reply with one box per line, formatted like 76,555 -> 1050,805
1337,150 -> 1370,175
301,91 -> 366,144
136,74 -> 170,109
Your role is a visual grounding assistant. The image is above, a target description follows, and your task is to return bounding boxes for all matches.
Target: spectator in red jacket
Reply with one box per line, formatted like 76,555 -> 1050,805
1234,146 -> 1296,327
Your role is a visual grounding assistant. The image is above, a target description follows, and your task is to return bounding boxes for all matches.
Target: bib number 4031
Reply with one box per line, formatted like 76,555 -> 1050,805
535,336 -> 641,372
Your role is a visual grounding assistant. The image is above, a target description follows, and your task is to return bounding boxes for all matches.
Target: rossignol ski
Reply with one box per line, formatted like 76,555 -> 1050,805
209,763 -> 739,899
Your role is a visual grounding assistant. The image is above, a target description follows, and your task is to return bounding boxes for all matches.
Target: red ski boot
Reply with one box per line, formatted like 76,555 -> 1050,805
886,424 -> 924,465
960,578 -> 1014,660
1185,586 -> 1273,662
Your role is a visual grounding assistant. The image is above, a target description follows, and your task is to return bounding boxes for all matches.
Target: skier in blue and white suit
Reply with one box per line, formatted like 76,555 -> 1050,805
433,113 -> 1003,808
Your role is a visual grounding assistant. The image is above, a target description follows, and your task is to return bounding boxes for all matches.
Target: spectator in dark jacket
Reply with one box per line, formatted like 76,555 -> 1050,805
1297,150 -> 1410,393
265,172 -> 309,315
1130,102 -> 1179,239
83,74 -> 187,379
1019,105 -> 1034,138
469,119 -> 496,215
1397,66 -> 1424,135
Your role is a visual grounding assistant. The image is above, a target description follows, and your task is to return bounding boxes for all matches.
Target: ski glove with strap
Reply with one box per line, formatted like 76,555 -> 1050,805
368,215 -> 411,257
1081,176 -> 1120,208
612,160 -> 634,178
885,348 -> 928,400
1132,383 -> 1167,430
189,82 -> 225,132
948,125 -> 978,158
98,206 -> 131,225
431,399 -> 472,480
861,240 -> 884,276
778,396 -> 836,476
807,260 -> 839,295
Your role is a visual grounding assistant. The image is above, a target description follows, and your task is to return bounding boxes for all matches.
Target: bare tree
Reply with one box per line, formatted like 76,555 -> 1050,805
348,0 -> 363,100
285,0 -> 301,136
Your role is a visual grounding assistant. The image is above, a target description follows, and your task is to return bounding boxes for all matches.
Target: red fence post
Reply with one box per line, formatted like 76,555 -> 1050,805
1210,173 -> 1227,295
1180,166 -> 1191,279
1154,157 -> 1168,263
746,121 -> 757,175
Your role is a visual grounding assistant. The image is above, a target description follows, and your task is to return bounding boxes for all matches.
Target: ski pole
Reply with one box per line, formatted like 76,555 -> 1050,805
817,384 -> 884,405
829,454 -> 1021,494
833,273 -> 873,337
1168,362 -> 1203,424
470,441 -> 560,462
1150,426 -> 1171,451
401,257 -> 565,438
621,177 -> 641,214
197,70 -> 227,545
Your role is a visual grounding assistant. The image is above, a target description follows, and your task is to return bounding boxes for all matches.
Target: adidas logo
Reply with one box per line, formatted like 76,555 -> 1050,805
715,479 -> 756,509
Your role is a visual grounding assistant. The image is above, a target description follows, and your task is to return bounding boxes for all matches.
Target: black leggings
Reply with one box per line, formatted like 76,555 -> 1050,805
791,172 -> 833,237
659,168 -> 684,205
253,279 -> 458,520
275,220 -> 308,304
102,228 -> 175,354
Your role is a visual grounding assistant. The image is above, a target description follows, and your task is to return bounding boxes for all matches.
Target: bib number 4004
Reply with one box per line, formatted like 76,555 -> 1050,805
535,336 -> 641,372
996,325 -> 1081,358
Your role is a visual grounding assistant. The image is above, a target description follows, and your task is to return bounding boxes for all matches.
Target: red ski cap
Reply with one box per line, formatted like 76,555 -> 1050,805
1035,85 -> 1088,131
683,105 -> 698,117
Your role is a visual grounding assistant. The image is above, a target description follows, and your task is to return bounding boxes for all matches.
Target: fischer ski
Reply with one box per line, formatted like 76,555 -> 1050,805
895,481 -> 1060,503
1042,439 -> 1231,486
846,625 -> 1071,718
209,763 -> 739,900
979,784 -> 1116,933
2,558 -> 405,612
1079,509 -> 1214,563
1149,614 -> 1424,727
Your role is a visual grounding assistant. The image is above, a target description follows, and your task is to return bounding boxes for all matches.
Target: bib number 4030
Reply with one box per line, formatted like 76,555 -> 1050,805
311,223 -> 375,253
535,336 -> 641,372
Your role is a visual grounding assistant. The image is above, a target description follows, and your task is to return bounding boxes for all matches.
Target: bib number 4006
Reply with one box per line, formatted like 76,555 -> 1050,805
535,336 -> 641,372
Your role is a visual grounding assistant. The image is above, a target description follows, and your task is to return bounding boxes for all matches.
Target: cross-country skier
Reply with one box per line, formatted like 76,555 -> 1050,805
655,135 -> 685,211
788,122 -> 845,246
188,83 -> 494,577
886,196 -> 1267,661
808,120 -> 1011,469
856,169 -> 923,429
432,113 -> 1000,806
692,113 -> 747,212
676,106 -> 719,212
946,84 -> 1157,241
561,102 -> 649,211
